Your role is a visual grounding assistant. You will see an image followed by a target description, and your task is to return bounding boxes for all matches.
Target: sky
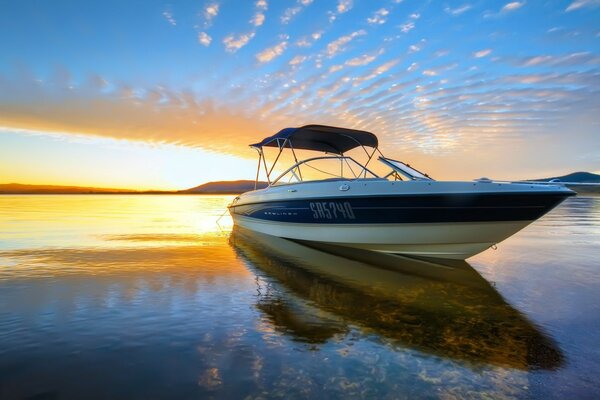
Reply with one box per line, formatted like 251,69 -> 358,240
0,0 -> 599,190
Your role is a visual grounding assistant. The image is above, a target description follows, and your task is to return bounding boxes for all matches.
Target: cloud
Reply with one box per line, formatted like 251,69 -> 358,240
485,1 -> 525,17
356,60 -> 399,82
399,21 -> 415,33
345,49 -> 384,66
223,1 -> 270,52
328,0 -> 354,22
281,6 -> 302,24
281,0 -> 314,24
408,39 -> 426,54
256,0 -> 268,9
296,31 -> 323,47
325,30 -> 367,58
296,38 -> 311,47
162,11 -> 176,26
251,1 -> 268,27
0,71 -> 273,156
367,8 -> 389,25
205,3 -> 219,20
251,13 -> 265,26
223,32 -> 256,52
519,56 -> 553,66
473,49 -> 492,58
504,70 -> 600,86
289,55 -> 308,65
565,0 -> 600,11
296,30 -> 324,47
337,0 -> 353,13
198,32 -> 212,46
418,63 -> 458,78
512,52 -> 600,67
501,1 -> 525,12
204,2 -> 220,27
444,4 -> 472,15
256,41 -> 288,63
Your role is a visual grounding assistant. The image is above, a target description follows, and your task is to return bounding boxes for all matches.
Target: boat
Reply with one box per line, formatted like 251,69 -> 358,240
228,124 -> 575,260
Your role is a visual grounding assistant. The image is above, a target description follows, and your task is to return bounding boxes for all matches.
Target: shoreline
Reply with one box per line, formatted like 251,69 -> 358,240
0,191 -> 242,195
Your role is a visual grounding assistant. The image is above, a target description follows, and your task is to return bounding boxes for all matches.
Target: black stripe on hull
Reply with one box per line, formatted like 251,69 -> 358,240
229,192 -> 572,224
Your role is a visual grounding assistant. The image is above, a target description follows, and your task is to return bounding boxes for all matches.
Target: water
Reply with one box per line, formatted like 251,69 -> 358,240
0,195 -> 599,399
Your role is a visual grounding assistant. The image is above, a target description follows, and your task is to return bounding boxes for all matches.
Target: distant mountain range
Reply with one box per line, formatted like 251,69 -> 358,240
530,172 -> 600,194
1,172 -> 598,194
182,180 -> 268,194
0,183 -> 142,194
532,171 -> 600,183
0,180 -> 269,194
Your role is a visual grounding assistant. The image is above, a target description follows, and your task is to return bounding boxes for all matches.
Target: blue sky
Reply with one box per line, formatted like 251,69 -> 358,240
0,0 -> 599,188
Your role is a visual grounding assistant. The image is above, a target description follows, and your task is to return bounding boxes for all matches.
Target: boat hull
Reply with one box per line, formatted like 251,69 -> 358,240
228,183 -> 574,260
231,215 -> 530,259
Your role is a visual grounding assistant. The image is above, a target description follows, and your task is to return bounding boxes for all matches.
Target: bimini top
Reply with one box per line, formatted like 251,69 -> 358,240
250,124 -> 378,155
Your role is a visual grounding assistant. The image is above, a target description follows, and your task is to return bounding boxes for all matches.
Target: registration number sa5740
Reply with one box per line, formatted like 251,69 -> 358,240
309,202 -> 355,220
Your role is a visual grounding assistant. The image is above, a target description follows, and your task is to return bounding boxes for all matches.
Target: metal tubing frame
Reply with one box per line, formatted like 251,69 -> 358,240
362,147 -> 379,177
338,133 -> 380,178
288,141 -> 303,181
254,148 -> 262,190
267,139 -> 286,179
252,133 -> 380,189
342,156 -> 359,178
270,155 -> 379,185
260,148 -> 271,185
338,133 -> 375,158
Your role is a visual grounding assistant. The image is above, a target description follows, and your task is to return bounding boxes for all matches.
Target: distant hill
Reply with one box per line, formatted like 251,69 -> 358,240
0,181 -> 266,194
0,183 -> 140,194
183,180 -> 268,194
533,172 -> 600,183
532,172 -> 600,194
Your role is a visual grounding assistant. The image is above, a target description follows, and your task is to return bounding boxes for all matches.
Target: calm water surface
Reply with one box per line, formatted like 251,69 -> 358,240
0,195 -> 599,399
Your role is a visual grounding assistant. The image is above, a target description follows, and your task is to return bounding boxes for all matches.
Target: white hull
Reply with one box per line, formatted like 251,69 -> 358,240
231,214 -> 533,259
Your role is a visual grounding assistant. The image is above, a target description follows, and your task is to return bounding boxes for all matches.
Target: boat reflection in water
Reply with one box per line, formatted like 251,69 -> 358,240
230,227 -> 563,371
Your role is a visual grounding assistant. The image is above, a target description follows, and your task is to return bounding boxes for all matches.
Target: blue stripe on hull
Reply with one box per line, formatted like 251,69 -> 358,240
229,193 -> 570,224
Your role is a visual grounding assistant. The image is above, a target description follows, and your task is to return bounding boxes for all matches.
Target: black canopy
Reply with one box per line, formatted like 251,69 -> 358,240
250,124 -> 378,155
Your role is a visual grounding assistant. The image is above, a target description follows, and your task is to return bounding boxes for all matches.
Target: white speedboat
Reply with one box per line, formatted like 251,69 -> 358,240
228,125 -> 574,260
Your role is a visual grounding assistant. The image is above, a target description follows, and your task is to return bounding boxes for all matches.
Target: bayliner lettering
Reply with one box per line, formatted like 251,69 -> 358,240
309,202 -> 355,220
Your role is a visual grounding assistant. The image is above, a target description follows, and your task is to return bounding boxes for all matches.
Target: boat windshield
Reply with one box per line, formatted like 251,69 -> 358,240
379,157 -> 434,181
272,156 -> 380,185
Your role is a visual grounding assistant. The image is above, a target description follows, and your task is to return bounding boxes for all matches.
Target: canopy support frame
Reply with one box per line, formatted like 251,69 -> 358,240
251,125 -> 381,189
